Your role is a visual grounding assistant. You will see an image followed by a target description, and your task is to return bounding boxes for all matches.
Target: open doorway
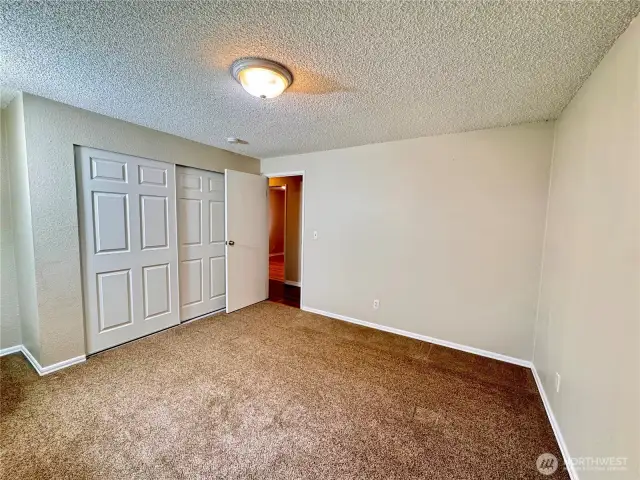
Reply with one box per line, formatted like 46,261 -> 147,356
269,185 -> 286,281
267,175 -> 303,308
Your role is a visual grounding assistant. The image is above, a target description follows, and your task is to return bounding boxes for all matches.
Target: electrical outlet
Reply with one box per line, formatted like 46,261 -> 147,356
555,372 -> 561,393
373,299 -> 380,309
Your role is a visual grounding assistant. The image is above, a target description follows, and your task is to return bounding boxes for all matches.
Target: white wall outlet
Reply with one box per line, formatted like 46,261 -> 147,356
313,230 -> 318,240
373,299 -> 380,309
555,372 -> 561,393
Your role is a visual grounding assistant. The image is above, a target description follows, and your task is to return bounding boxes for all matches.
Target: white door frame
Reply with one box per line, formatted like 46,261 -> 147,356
263,171 -> 305,307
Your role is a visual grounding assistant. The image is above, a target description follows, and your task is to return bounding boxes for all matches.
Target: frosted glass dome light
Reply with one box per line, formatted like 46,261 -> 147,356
231,58 -> 293,99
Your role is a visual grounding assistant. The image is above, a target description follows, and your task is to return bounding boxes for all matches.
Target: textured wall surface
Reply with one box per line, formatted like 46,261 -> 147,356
263,123 -> 554,360
21,94 -> 258,366
534,19 -> 639,479
1,2 -> 638,158
3,95 -> 40,359
0,106 -> 22,349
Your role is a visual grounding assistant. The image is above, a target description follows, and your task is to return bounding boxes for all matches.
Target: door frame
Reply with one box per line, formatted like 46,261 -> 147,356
263,171 -> 305,307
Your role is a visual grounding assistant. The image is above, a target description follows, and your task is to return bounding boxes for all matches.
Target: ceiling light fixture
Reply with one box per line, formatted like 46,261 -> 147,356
231,58 -> 293,99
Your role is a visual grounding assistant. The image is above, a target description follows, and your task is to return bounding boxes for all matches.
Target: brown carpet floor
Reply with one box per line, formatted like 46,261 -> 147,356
1,302 -> 567,479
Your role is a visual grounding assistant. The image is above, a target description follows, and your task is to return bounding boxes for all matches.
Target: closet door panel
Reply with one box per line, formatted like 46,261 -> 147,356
177,166 -> 226,321
77,146 -> 179,354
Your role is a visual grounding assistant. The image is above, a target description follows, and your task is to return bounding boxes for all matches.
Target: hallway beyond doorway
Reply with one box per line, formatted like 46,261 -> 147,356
269,254 -> 284,281
268,280 -> 301,308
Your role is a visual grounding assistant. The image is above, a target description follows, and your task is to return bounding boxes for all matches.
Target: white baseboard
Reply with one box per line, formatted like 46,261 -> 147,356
301,306 -> 532,367
0,344 -> 86,376
531,365 -> 578,479
0,345 -> 22,356
284,280 -> 301,287
269,252 -> 284,257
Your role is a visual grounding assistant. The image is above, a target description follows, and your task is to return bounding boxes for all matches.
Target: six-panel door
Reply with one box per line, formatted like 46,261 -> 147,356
176,166 -> 226,321
76,147 -> 180,354
225,169 -> 269,313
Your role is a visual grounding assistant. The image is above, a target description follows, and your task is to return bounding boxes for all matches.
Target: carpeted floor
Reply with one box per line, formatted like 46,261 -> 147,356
0,302 -> 567,479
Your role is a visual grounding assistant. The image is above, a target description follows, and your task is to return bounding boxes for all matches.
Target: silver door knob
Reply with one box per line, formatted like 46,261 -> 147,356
227,240 -> 235,246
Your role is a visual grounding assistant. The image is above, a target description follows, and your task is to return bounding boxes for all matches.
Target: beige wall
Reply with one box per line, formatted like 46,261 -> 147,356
262,123 -> 554,360
269,176 -> 302,283
0,102 -> 23,349
534,18 -> 639,479
2,95 -> 39,356
18,94 -> 259,366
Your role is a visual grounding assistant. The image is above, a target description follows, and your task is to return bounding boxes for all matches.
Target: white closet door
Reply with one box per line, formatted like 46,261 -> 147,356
177,166 -> 226,321
225,169 -> 268,313
76,147 -> 180,354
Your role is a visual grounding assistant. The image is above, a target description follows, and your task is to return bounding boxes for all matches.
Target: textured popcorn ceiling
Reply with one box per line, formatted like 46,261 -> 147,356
0,1 -> 638,158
